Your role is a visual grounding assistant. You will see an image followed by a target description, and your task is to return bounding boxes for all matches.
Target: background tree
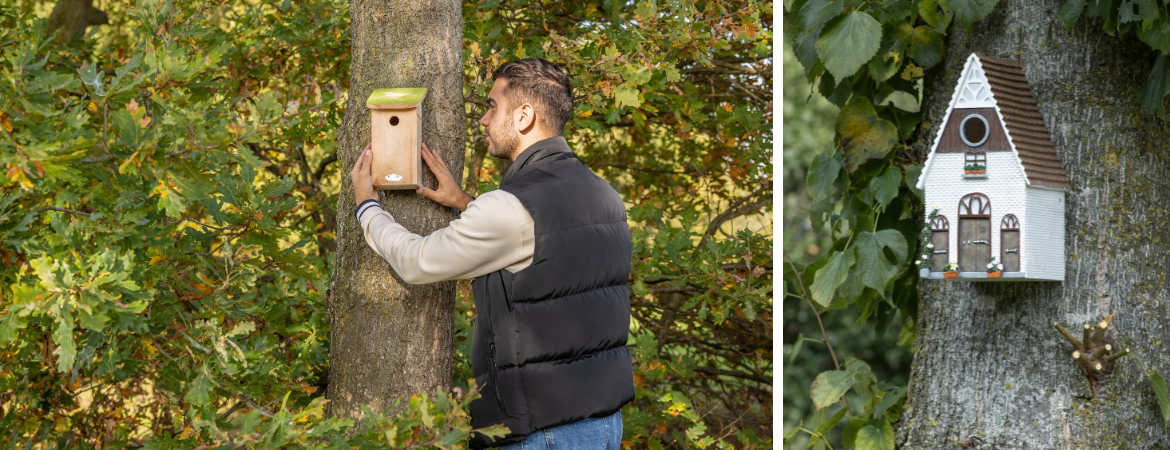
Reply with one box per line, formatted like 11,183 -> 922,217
326,0 -> 464,422
46,0 -> 107,41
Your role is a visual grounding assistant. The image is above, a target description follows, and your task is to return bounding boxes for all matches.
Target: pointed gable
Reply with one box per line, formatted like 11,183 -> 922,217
916,53 -> 1071,191
954,59 -> 994,108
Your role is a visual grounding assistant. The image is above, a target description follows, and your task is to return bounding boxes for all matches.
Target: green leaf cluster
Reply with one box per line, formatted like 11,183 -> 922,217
1058,0 -> 1170,117
786,358 -> 905,450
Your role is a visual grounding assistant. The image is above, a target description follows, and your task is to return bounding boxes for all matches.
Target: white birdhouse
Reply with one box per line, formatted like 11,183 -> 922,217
916,54 -> 1069,281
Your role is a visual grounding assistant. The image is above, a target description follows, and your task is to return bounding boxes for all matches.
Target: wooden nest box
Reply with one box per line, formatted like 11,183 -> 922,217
366,88 -> 427,190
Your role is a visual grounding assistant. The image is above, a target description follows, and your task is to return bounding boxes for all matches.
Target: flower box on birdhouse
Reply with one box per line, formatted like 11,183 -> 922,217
916,54 -> 1069,282
366,88 -> 427,190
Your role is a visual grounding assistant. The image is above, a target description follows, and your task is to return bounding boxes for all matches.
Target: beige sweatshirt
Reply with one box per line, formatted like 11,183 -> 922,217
356,190 -> 535,284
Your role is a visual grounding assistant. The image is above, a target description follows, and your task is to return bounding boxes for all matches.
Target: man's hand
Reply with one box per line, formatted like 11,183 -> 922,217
350,143 -> 378,205
417,143 -> 474,211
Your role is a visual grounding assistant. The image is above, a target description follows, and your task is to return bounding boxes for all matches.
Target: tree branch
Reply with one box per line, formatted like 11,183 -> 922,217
693,366 -> 770,384
80,155 -> 116,163
589,163 -> 693,175
463,138 -> 488,195
34,206 -> 92,216
313,152 -> 338,183
163,217 -> 227,231
698,186 -> 771,247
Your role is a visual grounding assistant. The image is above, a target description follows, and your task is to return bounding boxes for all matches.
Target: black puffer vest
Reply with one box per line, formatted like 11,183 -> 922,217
468,137 -> 634,449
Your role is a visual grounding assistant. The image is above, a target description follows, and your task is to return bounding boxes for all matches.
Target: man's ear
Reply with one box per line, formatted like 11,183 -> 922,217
514,103 -> 537,134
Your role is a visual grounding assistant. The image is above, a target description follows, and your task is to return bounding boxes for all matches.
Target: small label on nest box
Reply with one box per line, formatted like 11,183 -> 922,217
385,174 -> 403,182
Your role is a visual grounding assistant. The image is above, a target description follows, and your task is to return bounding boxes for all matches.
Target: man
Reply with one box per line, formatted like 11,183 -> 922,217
349,58 -> 633,449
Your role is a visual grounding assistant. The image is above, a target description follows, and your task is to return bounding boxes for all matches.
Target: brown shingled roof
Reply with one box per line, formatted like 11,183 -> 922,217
975,53 -> 1071,190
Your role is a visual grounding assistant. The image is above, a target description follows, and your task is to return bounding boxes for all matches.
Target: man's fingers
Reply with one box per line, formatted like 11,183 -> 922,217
353,147 -> 373,186
421,143 -> 436,164
421,143 -> 452,178
416,186 -> 439,202
420,145 -> 439,173
420,144 -> 450,179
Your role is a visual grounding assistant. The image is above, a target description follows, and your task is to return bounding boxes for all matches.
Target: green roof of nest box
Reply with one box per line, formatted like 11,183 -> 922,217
366,88 -> 427,110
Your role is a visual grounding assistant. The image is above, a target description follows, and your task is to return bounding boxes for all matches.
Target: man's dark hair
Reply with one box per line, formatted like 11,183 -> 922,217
492,58 -> 573,134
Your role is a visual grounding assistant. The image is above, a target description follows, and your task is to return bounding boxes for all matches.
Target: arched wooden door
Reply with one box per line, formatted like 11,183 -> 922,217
1001,214 -> 1020,272
930,215 -> 949,271
958,193 -> 991,272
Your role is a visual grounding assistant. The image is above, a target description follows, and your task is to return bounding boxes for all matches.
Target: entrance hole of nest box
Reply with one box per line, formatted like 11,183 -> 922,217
390,116 -> 400,126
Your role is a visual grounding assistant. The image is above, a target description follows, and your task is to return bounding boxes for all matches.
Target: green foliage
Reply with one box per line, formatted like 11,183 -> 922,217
810,245 -> 855,307
944,0 -> 999,32
783,0 -> 1001,447
346,388 -> 509,449
808,153 -> 844,204
1138,55 -> 1170,117
0,0 -> 351,445
783,37 -> 839,265
836,98 -> 898,171
817,11 -> 882,81
1059,0 -> 1170,117
854,230 -> 908,291
914,207 -> 940,270
782,26 -> 913,450
1,0 -> 771,448
810,370 -> 854,410
853,420 -> 894,450
867,166 -> 902,210
1151,371 -> 1170,426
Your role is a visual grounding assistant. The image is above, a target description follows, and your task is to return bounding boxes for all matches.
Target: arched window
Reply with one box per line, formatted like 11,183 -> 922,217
929,215 -> 949,272
1001,214 -> 1020,272
958,194 -> 991,271
958,193 -> 991,216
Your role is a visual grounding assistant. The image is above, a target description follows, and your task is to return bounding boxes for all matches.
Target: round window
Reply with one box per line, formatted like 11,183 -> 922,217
960,113 -> 989,147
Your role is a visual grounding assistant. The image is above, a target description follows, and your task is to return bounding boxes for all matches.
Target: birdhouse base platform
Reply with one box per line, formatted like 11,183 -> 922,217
924,271 -> 1030,281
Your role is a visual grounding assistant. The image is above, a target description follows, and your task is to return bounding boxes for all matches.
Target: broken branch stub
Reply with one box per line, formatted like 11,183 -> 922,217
1055,316 -> 1128,378
1054,322 -> 1083,351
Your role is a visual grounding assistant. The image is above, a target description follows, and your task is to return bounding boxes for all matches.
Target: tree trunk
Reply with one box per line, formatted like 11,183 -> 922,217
326,0 -> 464,422
47,0 -> 108,41
899,2 -> 1170,448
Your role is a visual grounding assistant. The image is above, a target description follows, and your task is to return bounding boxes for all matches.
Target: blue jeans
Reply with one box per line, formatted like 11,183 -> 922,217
499,410 -> 623,450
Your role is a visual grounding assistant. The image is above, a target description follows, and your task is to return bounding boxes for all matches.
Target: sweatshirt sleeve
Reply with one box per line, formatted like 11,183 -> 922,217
355,190 -> 533,284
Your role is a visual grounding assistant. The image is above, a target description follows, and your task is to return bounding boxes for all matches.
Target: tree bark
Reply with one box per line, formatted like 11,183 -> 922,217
899,1 -> 1170,448
326,0 -> 464,422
